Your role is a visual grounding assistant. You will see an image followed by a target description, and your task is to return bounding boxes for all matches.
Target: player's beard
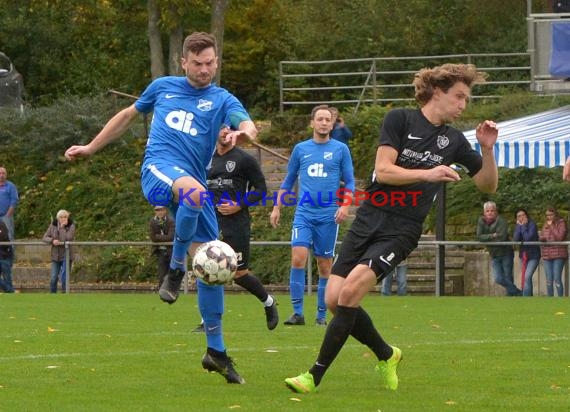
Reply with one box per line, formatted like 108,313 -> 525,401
187,72 -> 213,88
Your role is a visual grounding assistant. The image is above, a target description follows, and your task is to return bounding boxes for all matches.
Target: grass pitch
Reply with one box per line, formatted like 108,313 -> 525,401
0,292 -> 568,411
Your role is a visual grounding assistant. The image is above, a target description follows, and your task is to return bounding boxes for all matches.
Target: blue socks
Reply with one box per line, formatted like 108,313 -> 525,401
170,205 -> 201,270
197,280 -> 225,352
317,277 -> 328,321
290,267 -> 306,315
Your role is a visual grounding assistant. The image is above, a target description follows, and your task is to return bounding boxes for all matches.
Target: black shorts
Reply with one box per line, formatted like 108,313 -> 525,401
332,203 -> 422,282
218,214 -> 250,271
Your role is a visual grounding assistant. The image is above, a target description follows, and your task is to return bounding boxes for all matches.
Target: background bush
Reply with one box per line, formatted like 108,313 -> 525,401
1,92 -> 569,283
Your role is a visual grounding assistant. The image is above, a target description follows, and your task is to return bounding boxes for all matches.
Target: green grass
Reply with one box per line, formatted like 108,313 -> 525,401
1,293 -> 569,411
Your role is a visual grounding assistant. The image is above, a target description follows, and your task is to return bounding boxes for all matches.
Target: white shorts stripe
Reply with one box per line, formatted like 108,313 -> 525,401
147,164 -> 174,187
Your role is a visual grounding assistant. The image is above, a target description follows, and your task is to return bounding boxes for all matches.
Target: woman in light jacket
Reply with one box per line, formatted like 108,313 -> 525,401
42,210 -> 75,293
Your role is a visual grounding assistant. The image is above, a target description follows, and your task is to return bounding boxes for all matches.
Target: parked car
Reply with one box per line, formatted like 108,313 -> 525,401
0,52 -> 24,112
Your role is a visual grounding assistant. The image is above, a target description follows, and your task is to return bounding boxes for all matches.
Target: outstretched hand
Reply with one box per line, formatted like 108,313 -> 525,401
64,145 -> 93,161
222,130 -> 251,146
475,120 -> 498,149
424,165 -> 461,183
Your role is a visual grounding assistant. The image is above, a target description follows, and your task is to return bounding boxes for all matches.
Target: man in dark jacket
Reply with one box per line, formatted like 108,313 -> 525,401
149,205 -> 175,288
0,219 -> 14,292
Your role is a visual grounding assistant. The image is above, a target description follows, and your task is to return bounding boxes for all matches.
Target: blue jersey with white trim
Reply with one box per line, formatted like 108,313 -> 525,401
281,138 -> 355,219
136,76 -> 250,185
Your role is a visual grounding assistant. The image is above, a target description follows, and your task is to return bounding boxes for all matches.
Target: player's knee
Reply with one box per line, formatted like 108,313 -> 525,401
326,296 -> 338,313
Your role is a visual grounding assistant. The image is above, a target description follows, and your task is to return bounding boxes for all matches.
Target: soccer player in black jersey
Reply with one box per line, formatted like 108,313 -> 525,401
200,127 -> 279,330
285,63 -> 499,393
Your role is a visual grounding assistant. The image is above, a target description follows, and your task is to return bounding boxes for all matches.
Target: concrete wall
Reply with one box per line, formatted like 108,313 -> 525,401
464,250 -> 557,296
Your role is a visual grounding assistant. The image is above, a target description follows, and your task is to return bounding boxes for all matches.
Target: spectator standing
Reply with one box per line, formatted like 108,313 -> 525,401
42,210 -> 75,293
0,166 -> 19,241
329,107 -> 353,147
381,260 -> 408,296
539,207 -> 568,297
512,208 -> 541,296
563,156 -> 570,181
149,205 -> 175,288
0,219 -> 14,293
477,201 -> 521,296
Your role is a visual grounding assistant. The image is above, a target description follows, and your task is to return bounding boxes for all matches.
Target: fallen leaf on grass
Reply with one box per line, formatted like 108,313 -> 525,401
445,400 -> 457,405
46,366 -> 60,369
47,326 -> 57,332
289,398 -> 301,402
554,311 -> 565,316
229,406 -> 241,409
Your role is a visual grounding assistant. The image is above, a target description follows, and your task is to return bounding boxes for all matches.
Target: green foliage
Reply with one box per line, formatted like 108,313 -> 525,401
2,89 -> 569,282
0,0 -> 553,111
343,104 -> 396,179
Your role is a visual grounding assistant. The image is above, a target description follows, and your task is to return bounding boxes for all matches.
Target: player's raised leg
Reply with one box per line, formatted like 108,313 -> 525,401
159,175 -> 205,304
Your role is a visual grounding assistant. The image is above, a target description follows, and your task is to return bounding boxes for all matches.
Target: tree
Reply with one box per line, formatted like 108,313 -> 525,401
148,0 -> 165,79
210,0 -> 229,84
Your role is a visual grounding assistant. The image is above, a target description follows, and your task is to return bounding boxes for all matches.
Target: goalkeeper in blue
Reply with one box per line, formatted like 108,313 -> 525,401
65,32 -> 256,384
270,105 -> 355,327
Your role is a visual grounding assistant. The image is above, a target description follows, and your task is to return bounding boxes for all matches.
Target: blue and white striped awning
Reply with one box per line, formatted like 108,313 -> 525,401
464,105 -> 570,168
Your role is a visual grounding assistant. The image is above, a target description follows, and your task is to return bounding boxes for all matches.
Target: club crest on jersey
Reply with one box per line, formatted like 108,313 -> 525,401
323,152 -> 333,160
197,99 -> 213,112
437,135 -> 449,149
225,161 -> 236,173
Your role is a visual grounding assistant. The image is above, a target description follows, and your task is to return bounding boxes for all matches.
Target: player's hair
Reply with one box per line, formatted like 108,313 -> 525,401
413,63 -> 487,106
311,104 -> 330,120
183,32 -> 217,57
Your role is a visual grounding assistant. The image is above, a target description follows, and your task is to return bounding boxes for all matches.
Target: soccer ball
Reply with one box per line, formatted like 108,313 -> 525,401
192,240 -> 238,285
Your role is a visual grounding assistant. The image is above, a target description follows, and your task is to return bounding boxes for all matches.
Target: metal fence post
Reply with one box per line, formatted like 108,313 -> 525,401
65,241 -> 70,294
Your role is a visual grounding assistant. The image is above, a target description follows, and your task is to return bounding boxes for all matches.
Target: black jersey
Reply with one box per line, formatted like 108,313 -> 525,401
206,146 -> 267,219
365,108 -> 483,222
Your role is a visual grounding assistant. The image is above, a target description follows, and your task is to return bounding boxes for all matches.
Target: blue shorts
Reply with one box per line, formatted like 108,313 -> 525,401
141,162 -> 217,243
291,213 -> 338,258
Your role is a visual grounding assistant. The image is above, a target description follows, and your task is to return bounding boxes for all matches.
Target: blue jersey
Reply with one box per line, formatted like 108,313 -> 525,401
281,138 -> 355,219
135,76 -> 250,185
0,181 -> 18,216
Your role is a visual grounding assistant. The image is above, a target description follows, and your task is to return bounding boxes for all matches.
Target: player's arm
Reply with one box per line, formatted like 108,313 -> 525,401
270,147 -> 300,227
244,156 -> 267,205
65,104 -> 140,160
470,121 -> 498,194
335,147 -> 355,223
374,145 -> 460,185
225,112 -> 258,146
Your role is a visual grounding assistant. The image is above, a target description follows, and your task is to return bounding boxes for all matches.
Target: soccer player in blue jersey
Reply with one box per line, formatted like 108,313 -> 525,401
270,105 -> 355,326
65,32 -> 256,384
